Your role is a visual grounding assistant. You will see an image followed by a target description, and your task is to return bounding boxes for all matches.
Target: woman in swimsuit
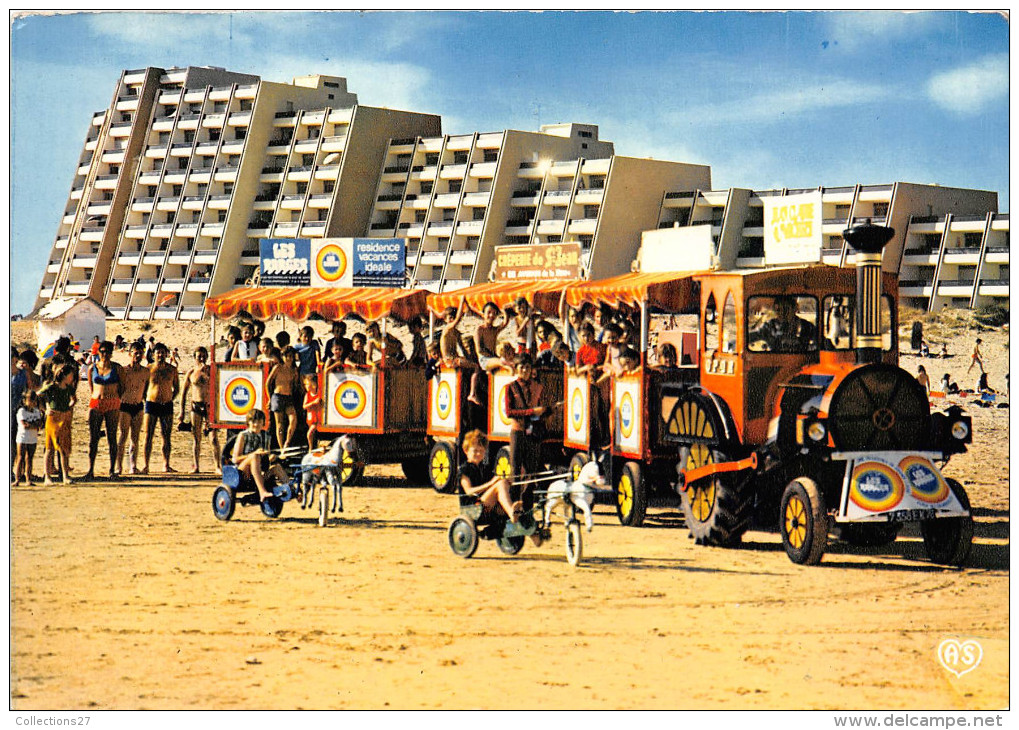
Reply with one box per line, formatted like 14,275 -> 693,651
179,346 -> 221,475
85,341 -> 123,480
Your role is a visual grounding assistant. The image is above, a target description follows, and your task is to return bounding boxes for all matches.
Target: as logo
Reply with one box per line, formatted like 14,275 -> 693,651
849,462 -> 905,511
570,387 -> 584,431
316,243 -> 347,283
619,392 -> 635,439
334,381 -> 367,419
436,380 -> 453,420
900,456 -> 950,504
224,376 -> 257,417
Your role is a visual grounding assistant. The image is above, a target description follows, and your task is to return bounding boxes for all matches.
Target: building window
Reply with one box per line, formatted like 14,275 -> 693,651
578,130 -> 593,138
589,176 -> 605,189
217,210 -> 227,223
296,182 -> 308,194
448,180 -> 462,194
584,205 -> 599,219
547,235 -> 562,243
235,128 -> 246,141
323,180 -> 335,193
453,151 -> 469,164
473,208 -> 486,221
307,127 -> 320,139
873,202 -> 889,218
239,99 -> 252,111
420,182 -> 433,195
425,153 -> 439,166
208,129 -> 221,142
483,149 -> 498,163
415,211 -> 427,223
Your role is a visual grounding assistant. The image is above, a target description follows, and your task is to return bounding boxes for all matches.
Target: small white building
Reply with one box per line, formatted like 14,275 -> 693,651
27,297 -> 110,353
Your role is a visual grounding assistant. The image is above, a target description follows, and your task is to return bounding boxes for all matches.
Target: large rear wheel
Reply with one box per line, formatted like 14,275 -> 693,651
679,445 -> 750,547
780,477 -> 828,565
921,479 -> 973,567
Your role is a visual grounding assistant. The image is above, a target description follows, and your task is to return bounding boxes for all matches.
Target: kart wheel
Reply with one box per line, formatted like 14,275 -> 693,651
838,522 -> 902,548
448,516 -> 479,558
493,446 -> 513,479
565,520 -> 583,567
780,477 -> 828,565
428,441 -> 457,493
261,496 -> 284,519
212,486 -> 235,521
497,535 -> 526,555
615,461 -> 646,527
679,445 -> 750,547
318,487 -> 329,528
921,479 -> 973,566
569,452 -> 590,481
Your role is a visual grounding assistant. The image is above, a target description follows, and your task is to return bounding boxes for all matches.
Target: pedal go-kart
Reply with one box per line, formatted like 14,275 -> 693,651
447,462 -> 606,566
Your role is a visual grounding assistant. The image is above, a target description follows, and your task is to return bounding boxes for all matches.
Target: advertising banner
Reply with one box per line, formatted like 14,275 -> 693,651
428,370 -> 460,435
639,226 -> 715,272
261,238 -> 406,288
260,238 -> 312,286
763,192 -> 823,265
488,372 -> 516,440
612,377 -> 643,456
325,371 -> 376,429
843,454 -> 964,521
493,242 -> 581,281
217,366 -> 264,425
564,374 -> 591,450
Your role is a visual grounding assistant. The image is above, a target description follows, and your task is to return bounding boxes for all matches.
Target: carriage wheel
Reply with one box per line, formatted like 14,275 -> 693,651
780,477 -> 828,565
212,486 -> 235,521
448,516 -> 479,558
497,535 -> 526,555
679,444 -> 750,547
261,496 -> 284,519
493,446 -> 513,479
921,479 -> 973,567
569,452 -> 589,481
318,488 -> 329,527
565,520 -> 583,566
615,461 -> 646,527
339,447 -> 361,486
428,441 -> 457,493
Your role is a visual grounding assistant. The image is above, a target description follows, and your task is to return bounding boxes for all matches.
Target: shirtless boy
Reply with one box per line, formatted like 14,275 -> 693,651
267,346 -> 301,451
179,346 -> 221,474
475,302 -> 509,372
440,301 -> 468,366
142,344 -> 179,474
117,342 -> 150,475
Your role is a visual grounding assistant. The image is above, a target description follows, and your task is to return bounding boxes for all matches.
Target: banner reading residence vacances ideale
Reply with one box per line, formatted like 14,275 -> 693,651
259,237 -> 406,287
763,191 -> 823,265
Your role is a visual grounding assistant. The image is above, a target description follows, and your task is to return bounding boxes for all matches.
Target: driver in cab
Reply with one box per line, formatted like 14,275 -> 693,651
749,297 -> 816,352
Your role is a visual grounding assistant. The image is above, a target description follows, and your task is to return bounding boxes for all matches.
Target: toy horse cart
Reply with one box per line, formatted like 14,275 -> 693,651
447,461 -> 606,566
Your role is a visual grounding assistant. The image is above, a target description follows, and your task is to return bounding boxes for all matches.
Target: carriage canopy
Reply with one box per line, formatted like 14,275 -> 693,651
203,286 -> 429,323
426,279 -> 577,317
562,271 -> 704,313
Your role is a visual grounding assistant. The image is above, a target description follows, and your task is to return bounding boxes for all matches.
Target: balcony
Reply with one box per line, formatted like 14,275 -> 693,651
449,249 -> 479,265
383,164 -> 411,174
440,163 -> 468,179
64,283 -> 90,295
427,222 -> 454,237
469,161 -> 497,178
433,193 -> 460,208
574,188 -> 604,204
456,220 -> 484,235
462,191 -> 491,207
111,279 -> 134,293
301,221 -> 327,236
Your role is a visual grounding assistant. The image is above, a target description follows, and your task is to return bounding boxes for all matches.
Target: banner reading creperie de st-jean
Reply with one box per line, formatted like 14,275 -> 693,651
260,238 -> 406,287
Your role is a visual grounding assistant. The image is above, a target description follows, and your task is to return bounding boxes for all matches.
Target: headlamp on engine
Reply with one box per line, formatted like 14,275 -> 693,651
951,420 -> 970,441
806,420 -> 828,443
796,415 -> 828,447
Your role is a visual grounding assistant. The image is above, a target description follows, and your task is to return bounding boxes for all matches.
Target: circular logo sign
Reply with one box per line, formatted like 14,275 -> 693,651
570,387 -> 584,431
497,383 -> 511,427
900,456 -> 950,504
619,391 -> 635,439
436,380 -> 453,420
849,462 -> 905,512
316,243 -> 347,283
333,380 -> 367,420
223,376 -> 257,418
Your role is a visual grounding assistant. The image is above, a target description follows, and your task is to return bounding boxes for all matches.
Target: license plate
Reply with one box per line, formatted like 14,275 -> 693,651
888,508 -> 938,522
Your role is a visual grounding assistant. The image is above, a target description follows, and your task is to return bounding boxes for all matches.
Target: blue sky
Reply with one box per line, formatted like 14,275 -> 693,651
9,10 -> 1010,315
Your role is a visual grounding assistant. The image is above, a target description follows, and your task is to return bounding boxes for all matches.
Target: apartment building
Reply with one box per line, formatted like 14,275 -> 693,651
656,182 -> 1007,310
366,124 -> 712,291
37,66 -> 440,319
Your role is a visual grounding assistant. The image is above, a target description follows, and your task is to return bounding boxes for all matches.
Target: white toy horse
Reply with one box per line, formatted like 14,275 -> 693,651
543,461 -> 606,533
300,436 -> 353,518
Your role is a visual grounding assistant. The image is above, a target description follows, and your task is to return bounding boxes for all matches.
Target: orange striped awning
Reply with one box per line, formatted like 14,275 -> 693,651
563,271 -> 705,312
204,287 -> 428,323
427,279 -> 578,317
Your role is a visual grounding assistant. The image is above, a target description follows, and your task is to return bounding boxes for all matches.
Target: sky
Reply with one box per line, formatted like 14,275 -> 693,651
8,10 -> 1010,315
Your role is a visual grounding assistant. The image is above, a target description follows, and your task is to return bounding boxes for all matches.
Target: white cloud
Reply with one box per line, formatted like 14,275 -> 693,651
926,54 -> 1008,114
821,10 -> 947,50
669,78 -> 896,127
85,10 -> 240,49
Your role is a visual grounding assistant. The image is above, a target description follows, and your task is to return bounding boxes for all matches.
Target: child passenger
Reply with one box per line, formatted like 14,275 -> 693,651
232,410 -> 274,503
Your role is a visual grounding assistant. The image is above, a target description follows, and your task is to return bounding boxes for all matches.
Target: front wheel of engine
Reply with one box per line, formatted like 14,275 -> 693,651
780,477 -> 828,565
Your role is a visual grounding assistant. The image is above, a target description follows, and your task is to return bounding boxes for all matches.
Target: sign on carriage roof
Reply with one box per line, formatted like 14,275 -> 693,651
260,237 -> 406,288
493,242 -> 581,281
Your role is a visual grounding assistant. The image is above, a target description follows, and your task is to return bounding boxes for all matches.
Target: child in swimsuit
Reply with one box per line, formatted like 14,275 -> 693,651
267,346 -> 300,451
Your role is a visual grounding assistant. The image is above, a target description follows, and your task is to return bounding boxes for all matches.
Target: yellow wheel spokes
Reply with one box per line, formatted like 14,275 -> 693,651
495,455 -> 512,478
785,496 -> 807,549
685,445 -> 716,524
341,450 -> 355,481
431,449 -> 450,483
617,473 -> 633,515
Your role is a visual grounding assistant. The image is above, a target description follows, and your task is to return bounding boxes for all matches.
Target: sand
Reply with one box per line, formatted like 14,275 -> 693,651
8,313 -> 1010,710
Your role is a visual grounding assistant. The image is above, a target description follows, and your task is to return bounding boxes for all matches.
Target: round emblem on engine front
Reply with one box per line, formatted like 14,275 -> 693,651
872,407 -> 896,431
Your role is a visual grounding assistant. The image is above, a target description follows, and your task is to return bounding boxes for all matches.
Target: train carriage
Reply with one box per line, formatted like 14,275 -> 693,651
425,279 -> 575,491
204,285 -> 432,484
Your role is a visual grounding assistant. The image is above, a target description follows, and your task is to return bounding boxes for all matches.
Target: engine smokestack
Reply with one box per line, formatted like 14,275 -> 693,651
843,220 -> 894,364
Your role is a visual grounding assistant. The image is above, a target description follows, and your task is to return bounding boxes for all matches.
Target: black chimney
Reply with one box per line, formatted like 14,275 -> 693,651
843,220 -> 894,364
